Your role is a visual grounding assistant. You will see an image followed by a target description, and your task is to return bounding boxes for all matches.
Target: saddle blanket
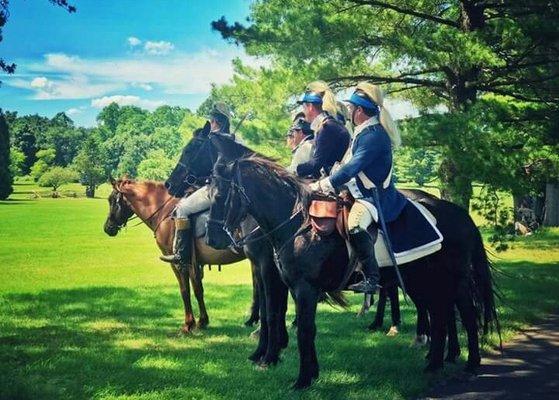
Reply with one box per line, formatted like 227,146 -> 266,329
374,199 -> 443,267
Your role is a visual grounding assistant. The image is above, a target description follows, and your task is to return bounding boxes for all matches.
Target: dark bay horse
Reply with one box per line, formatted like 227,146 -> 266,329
206,136 -> 499,389
103,178 -> 256,333
156,122 -> 292,357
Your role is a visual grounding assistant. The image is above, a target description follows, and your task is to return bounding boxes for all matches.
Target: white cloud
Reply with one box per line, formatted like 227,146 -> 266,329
131,82 -> 153,91
66,107 -> 84,116
30,76 -> 50,88
27,50 -> 265,95
91,95 -> 164,110
127,36 -> 142,47
143,40 -> 175,55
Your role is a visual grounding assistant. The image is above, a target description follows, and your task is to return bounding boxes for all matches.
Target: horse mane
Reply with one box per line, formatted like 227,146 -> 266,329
237,154 -> 311,217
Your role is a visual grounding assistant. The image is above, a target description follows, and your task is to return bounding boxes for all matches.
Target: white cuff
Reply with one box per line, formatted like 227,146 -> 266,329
318,177 -> 335,194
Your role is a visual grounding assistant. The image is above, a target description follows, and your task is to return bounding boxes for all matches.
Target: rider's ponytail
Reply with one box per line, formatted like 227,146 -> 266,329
356,82 -> 401,149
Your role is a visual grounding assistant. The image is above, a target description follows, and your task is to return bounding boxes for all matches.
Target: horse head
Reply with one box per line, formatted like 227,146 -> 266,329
165,121 -> 217,197
104,177 -> 135,236
206,155 -> 249,249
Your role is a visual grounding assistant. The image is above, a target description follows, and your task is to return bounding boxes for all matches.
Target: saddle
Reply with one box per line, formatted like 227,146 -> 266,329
308,191 -> 353,239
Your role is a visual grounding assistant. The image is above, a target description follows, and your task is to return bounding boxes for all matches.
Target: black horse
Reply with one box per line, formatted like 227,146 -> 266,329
165,123 -> 295,357
206,135 -> 499,389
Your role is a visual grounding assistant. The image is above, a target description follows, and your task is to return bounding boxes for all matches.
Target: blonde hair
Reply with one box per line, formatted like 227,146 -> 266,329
355,82 -> 401,148
306,81 -> 339,118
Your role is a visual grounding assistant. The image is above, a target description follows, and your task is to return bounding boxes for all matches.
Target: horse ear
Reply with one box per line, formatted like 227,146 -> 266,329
109,176 -> 116,187
210,134 -> 243,161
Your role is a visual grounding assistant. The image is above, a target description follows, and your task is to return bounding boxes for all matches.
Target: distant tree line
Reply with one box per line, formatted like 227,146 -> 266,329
0,105 -> 204,198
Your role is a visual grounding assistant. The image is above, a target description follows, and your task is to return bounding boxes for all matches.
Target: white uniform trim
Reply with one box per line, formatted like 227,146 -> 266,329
287,137 -> 314,173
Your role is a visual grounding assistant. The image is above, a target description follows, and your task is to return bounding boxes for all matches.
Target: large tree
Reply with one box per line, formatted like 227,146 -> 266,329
213,0 -> 559,209
0,110 -> 12,199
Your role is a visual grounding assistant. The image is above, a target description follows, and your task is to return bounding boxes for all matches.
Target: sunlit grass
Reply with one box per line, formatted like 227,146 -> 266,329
1,182 -> 558,399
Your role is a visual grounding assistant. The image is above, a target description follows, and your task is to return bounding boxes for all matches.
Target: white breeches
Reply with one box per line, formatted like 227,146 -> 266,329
347,200 -> 377,233
175,185 -> 211,218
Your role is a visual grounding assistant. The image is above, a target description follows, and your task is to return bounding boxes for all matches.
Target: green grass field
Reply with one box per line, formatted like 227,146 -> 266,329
1,181 -> 558,399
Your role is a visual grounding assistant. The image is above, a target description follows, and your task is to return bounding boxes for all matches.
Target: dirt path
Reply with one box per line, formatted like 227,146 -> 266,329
420,313 -> 559,400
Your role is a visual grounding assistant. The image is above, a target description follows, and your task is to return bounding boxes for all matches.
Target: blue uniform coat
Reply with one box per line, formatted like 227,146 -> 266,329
329,123 -> 406,223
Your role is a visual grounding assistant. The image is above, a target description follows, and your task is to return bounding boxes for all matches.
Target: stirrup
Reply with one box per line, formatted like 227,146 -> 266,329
159,254 -> 181,264
348,278 -> 379,294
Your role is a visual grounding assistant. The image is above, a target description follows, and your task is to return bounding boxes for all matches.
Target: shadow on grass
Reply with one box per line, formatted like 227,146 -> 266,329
0,285 -> 436,400
1,258 -> 558,400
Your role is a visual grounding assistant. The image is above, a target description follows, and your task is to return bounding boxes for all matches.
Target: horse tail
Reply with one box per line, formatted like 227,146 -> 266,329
322,290 -> 350,309
471,226 -> 503,349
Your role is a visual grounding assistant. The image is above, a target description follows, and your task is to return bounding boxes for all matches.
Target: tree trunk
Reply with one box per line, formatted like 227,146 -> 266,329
85,186 -> 95,198
543,182 -> 559,227
438,158 -> 473,211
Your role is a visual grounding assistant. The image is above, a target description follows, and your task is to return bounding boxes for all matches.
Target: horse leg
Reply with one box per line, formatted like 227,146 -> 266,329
415,298 -> 430,347
445,305 -> 461,363
245,261 -> 260,327
369,287 -> 387,331
249,269 -> 268,363
455,294 -> 481,372
387,284 -> 401,336
292,280 -> 319,390
172,264 -> 195,334
260,261 -> 289,366
425,301 -> 448,372
189,264 -> 209,329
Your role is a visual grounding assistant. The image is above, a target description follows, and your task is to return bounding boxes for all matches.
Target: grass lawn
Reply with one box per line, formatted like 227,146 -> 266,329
1,181 -> 558,399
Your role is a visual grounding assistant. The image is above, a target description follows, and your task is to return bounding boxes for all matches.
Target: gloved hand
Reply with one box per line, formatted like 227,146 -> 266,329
309,178 -> 335,194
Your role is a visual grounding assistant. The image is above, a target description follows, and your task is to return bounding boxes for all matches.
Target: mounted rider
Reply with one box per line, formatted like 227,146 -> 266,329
310,82 -> 407,294
286,115 -> 315,174
296,82 -> 351,179
160,102 -> 234,267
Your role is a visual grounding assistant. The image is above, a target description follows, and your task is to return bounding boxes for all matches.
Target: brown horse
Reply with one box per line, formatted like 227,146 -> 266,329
103,178 -> 251,333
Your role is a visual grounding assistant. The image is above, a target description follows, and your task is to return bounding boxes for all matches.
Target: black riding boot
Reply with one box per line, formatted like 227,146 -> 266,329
159,218 -> 192,268
347,230 -> 380,294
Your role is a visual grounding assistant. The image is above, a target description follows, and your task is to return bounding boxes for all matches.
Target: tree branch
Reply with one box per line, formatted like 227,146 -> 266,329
347,0 -> 460,28
329,74 -> 446,88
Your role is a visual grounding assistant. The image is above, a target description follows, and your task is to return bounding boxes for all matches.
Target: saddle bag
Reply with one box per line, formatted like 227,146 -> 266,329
309,195 -> 339,236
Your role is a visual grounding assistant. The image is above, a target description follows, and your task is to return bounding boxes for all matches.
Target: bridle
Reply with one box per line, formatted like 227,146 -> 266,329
207,161 -> 309,254
111,185 -> 173,237
174,136 -> 218,191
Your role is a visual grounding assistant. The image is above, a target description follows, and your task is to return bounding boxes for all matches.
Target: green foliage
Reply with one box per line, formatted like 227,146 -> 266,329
0,111 -> 12,199
137,149 -> 176,181
37,166 -> 78,193
472,185 -> 515,252
212,0 -> 559,206
30,148 -> 56,181
394,147 -> 440,186
8,147 -> 24,177
73,133 -> 107,197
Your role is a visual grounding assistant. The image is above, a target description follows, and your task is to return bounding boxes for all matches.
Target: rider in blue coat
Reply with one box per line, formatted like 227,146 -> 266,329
311,83 -> 406,294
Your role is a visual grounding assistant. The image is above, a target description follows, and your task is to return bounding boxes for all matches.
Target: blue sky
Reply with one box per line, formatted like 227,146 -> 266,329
0,0 -> 256,126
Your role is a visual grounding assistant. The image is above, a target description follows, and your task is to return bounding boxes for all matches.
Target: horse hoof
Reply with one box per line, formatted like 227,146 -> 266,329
445,352 -> 460,363
464,360 -> 480,374
413,335 -> 430,347
180,323 -> 195,335
291,378 -> 312,390
386,325 -> 399,336
368,323 -> 382,332
249,327 -> 260,340
197,319 -> 209,329
244,317 -> 259,327
260,355 -> 279,367
248,351 -> 264,363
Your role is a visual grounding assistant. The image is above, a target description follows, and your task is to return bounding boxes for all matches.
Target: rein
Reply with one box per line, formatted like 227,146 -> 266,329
212,162 -> 306,256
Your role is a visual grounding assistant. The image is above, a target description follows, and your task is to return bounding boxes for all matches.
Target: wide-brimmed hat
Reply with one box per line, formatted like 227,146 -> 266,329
287,118 -> 313,137
209,102 -> 232,121
346,82 -> 380,112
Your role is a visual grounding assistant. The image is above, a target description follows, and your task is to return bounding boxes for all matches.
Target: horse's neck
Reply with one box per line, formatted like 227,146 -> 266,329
125,183 -> 174,231
246,180 -> 301,246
